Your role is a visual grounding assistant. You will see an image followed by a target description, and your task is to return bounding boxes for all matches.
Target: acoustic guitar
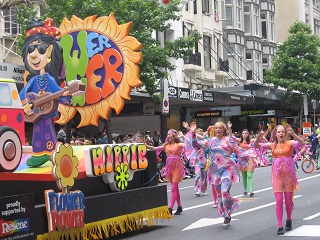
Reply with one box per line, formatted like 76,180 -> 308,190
24,80 -> 85,123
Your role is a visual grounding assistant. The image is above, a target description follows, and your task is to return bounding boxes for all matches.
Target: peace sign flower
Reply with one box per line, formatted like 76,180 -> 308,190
52,143 -> 79,191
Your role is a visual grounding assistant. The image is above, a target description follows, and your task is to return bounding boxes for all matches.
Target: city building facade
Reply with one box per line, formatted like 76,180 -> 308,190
0,1 -> 308,137
275,0 -> 320,43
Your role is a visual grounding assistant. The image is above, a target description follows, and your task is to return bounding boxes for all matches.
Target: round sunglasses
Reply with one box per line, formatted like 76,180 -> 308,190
28,44 -> 50,54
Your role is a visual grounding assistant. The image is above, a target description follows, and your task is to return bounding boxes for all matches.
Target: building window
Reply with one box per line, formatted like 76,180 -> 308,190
185,1 -> 189,11
226,6 -> 233,26
237,45 -> 244,78
202,0 -> 211,14
261,12 -> 267,39
253,5 -> 259,36
227,45 -> 244,78
262,57 -> 268,64
270,13 -> 274,41
246,52 -> 252,60
236,0 -> 242,29
263,69 -> 267,77
203,35 -> 211,68
314,19 -> 319,34
255,52 -> 261,80
244,5 -> 251,34
246,70 -> 253,80
220,0 -> 226,20
194,0 -> 197,14
3,7 -> 21,35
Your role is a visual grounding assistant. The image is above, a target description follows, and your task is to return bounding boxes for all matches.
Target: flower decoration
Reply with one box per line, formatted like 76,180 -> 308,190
1,113 -> 7,123
115,162 -> 130,190
214,154 -> 227,166
52,143 -> 79,191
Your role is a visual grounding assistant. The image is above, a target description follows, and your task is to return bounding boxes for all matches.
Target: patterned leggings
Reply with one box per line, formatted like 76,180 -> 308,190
194,166 -> 207,192
215,178 -> 240,218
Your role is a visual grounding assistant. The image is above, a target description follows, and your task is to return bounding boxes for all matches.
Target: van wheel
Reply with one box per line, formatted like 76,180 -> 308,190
0,126 -> 22,172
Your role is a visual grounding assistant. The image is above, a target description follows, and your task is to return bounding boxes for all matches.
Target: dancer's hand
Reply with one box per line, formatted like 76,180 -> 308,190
227,121 -> 232,129
190,121 -> 197,132
182,121 -> 190,131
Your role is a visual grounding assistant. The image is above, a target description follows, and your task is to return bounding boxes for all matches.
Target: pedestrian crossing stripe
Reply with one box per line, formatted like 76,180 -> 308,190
284,225 -> 320,237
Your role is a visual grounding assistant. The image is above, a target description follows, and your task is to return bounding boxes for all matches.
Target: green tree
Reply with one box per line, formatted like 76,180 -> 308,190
265,21 -> 320,109
0,0 -> 46,10
17,0 -> 201,97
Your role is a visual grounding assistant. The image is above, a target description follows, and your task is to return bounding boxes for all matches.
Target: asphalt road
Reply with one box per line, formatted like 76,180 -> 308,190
106,162 -> 320,240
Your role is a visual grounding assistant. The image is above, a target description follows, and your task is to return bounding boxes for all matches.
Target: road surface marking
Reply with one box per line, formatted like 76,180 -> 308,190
284,225 -> 320,237
304,212 -> 320,220
182,195 -> 303,231
182,218 -> 239,230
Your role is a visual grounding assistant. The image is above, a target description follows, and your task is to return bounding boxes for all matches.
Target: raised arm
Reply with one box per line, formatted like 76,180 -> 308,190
287,126 -> 305,147
254,131 -> 266,149
182,121 -> 191,132
227,121 -> 240,142
263,128 -> 271,142
227,121 -> 233,138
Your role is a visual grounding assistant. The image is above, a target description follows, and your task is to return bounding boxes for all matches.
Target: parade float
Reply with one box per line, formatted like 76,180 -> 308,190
0,14 -> 170,240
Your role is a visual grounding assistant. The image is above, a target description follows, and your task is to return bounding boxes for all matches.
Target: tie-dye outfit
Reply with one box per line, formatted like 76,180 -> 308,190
192,133 -> 246,218
184,132 -> 208,194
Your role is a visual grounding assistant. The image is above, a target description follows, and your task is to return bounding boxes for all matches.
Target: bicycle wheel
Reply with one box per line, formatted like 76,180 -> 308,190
301,160 -> 315,173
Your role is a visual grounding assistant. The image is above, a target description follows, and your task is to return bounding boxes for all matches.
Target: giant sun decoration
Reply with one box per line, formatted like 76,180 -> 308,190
56,14 -> 142,127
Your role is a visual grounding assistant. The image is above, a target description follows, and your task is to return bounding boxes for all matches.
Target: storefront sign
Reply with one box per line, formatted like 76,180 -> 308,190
0,193 -> 35,240
0,63 -> 25,84
179,88 -> 190,100
144,102 -> 154,115
267,110 -> 276,115
190,89 -> 203,101
195,110 -> 221,118
168,86 -> 178,99
203,91 -> 214,102
277,109 -> 283,117
230,95 -> 241,100
241,109 -> 265,116
211,106 -> 241,116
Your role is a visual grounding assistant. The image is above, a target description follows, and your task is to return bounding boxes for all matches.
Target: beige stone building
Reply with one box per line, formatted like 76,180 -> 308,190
275,0 -> 320,43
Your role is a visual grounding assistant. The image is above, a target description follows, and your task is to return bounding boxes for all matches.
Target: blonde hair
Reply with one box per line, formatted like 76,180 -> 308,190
208,122 -> 228,137
196,128 -> 204,135
270,125 -> 287,143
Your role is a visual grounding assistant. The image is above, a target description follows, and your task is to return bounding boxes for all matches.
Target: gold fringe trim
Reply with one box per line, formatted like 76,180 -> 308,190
37,206 -> 172,240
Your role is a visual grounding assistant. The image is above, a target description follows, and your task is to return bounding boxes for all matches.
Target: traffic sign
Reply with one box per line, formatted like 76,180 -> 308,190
302,122 -> 312,136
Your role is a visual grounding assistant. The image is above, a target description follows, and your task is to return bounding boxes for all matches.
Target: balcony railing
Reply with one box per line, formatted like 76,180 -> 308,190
184,52 -> 201,66
219,58 -> 229,72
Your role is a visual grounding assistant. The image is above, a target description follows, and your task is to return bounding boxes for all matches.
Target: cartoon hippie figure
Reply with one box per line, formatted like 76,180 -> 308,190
20,18 -> 72,167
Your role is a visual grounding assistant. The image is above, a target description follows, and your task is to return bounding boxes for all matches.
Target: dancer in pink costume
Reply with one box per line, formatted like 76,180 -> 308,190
147,129 -> 185,215
184,127 -> 208,197
189,121 -> 247,227
254,125 -> 304,235
183,123 -> 218,207
206,125 -> 218,208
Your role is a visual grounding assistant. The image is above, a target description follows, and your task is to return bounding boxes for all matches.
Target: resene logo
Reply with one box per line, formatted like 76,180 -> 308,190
0,218 -> 30,237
